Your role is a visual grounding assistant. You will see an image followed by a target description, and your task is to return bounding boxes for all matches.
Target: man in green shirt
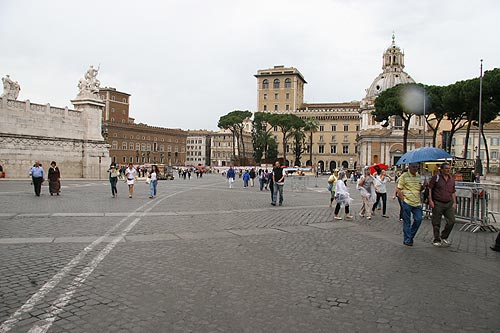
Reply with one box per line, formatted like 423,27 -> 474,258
396,163 -> 428,246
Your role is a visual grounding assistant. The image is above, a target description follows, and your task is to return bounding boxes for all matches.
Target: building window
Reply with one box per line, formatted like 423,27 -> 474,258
136,135 -> 140,139
394,116 -> 403,129
112,141 -> 118,149
491,137 -> 499,146
262,79 -> 269,89
122,142 -> 127,150
319,135 -> 324,142
286,93 -> 290,100
111,117 -> 115,122
343,135 -> 348,142
331,125 -> 336,131
332,135 -> 336,142
263,105 -> 267,111
285,78 -> 291,88
356,125 -> 359,132
344,125 -> 349,131
129,143 -> 134,150
331,145 -> 337,154
123,98 -> 127,103
122,156 -> 127,163
111,95 -> 115,101
273,79 -> 280,89
111,108 -> 115,113
343,145 -> 349,154
319,145 -> 325,154
130,156 -> 134,163
274,93 -> 278,100
492,150 -> 498,160
286,104 -> 290,110
319,125 -> 324,131
286,144 -> 290,153
263,94 -> 267,100
274,105 -> 278,111
160,145 -> 165,152
141,143 -> 146,151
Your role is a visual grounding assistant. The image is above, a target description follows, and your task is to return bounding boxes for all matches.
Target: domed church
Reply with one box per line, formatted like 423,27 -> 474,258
357,35 -> 429,167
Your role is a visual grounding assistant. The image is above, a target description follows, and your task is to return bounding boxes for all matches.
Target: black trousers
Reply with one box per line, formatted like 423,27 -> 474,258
32,177 -> 43,196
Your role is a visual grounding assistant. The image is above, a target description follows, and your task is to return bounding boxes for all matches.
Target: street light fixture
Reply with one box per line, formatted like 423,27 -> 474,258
475,59 -> 484,182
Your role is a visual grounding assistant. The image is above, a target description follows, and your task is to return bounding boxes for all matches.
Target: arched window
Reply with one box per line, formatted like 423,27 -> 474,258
262,79 -> 269,89
285,78 -> 291,88
273,79 -> 280,89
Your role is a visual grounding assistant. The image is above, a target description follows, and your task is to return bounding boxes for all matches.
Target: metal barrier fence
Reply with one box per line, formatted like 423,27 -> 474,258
454,183 -> 498,233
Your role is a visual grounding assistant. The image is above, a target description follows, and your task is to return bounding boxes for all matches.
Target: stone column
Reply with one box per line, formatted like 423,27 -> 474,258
71,96 -> 110,179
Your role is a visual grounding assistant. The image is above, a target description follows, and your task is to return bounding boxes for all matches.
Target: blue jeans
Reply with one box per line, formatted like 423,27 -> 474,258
402,201 -> 423,244
272,183 -> 284,205
149,180 -> 157,197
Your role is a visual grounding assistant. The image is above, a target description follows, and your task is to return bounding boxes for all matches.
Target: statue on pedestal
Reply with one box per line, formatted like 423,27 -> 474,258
1,75 -> 21,100
77,65 -> 101,98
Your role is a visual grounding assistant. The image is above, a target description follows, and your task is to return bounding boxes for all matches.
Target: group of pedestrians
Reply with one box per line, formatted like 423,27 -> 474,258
108,162 -> 159,199
326,161 -> 464,249
28,161 -> 61,197
226,161 -> 285,207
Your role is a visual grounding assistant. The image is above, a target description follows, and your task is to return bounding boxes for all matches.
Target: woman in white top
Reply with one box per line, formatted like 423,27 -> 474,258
149,165 -> 159,198
371,169 -> 391,217
125,163 -> 137,198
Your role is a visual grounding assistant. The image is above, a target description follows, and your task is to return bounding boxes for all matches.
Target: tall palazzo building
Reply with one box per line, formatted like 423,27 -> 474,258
255,66 -> 360,170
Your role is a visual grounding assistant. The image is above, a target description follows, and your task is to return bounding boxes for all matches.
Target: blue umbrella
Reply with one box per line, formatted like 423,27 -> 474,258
396,147 -> 453,165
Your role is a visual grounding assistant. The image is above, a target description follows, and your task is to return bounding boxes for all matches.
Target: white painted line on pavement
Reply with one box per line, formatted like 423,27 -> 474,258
22,186 -> 201,333
0,191 -> 170,333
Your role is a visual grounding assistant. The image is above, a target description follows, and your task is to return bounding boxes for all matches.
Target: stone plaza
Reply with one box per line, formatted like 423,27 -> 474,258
0,174 -> 499,332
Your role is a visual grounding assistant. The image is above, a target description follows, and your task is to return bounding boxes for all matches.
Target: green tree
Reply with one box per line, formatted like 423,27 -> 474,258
218,110 -> 252,165
269,113 -> 304,166
303,117 -> 320,166
252,112 -> 276,163
373,84 -> 417,153
425,85 -> 446,147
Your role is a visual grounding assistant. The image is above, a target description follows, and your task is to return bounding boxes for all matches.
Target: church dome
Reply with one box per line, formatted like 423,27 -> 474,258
365,35 -> 415,99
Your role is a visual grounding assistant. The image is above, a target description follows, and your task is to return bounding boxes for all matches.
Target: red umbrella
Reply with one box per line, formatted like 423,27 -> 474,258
370,163 -> 389,175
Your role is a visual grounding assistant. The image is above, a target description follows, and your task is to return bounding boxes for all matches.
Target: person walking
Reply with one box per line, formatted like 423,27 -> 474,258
271,161 -> 285,206
148,165 -> 159,198
357,167 -> 375,219
29,161 -> 45,197
428,162 -> 456,247
227,165 -> 235,189
491,232 -> 500,252
396,162 -> 428,246
333,171 -> 353,220
258,169 -> 265,191
327,171 -> 338,208
125,163 -> 137,198
249,168 -> 256,187
243,170 -> 250,188
372,169 -> 390,217
108,162 -> 119,198
48,161 -> 61,196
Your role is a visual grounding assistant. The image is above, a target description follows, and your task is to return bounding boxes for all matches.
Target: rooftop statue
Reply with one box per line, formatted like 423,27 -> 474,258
77,65 -> 101,98
1,74 -> 21,100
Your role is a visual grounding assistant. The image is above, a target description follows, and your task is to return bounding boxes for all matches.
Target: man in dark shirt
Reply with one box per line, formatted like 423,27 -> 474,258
271,161 -> 285,206
428,162 -> 456,247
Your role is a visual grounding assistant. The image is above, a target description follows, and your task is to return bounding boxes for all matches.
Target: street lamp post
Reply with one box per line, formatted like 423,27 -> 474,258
475,59 -> 483,182
423,87 -> 426,148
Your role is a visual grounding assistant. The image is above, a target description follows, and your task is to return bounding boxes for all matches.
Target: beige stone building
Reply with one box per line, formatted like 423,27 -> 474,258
210,128 -> 254,167
255,66 -> 359,171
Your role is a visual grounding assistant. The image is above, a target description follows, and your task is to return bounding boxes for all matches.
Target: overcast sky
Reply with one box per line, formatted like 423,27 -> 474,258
1,0 -> 498,131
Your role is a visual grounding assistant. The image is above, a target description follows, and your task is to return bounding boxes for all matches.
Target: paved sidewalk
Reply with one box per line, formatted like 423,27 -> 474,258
0,174 -> 499,332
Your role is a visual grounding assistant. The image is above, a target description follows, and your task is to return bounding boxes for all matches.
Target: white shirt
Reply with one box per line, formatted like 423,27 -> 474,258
125,167 -> 136,180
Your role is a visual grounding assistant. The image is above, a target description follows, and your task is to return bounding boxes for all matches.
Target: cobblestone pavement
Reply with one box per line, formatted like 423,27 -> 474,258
0,174 -> 499,332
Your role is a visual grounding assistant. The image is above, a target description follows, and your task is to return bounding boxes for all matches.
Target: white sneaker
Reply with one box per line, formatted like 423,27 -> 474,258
441,239 -> 451,247
366,216 -> 371,220
432,240 -> 442,247
334,216 -> 342,220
